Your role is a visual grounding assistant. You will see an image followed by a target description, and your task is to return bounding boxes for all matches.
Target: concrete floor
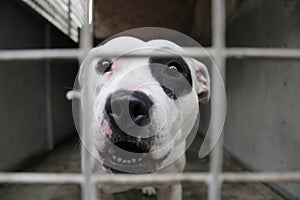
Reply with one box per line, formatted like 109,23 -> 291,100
0,134 -> 286,200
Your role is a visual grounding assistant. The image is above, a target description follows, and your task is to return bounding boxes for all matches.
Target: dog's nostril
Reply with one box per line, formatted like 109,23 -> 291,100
130,101 -> 147,117
105,95 -> 123,121
129,99 -> 151,126
129,93 -> 153,126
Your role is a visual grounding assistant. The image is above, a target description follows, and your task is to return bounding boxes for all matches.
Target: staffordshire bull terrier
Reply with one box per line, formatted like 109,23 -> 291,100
78,36 -> 210,200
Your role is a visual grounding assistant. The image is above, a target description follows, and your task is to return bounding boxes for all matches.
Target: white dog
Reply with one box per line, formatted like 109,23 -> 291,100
78,36 -> 210,200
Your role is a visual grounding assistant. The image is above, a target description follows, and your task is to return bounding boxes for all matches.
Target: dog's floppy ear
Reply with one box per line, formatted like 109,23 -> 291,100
190,58 -> 210,103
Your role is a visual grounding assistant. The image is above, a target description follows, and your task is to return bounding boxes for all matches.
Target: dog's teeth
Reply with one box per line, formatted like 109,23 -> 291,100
118,157 -> 122,162
127,160 -> 131,164
112,155 -> 116,160
123,160 -> 127,163
138,158 -> 142,162
132,159 -> 136,163
108,147 -> 114,155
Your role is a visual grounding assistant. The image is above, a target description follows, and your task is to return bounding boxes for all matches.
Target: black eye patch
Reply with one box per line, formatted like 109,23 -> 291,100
149,55 -> 193,100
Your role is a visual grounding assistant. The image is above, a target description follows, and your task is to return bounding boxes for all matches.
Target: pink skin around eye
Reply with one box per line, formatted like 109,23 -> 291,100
106,62 -> 119,78
106,71 -> 113,78
111,60 -> 122,71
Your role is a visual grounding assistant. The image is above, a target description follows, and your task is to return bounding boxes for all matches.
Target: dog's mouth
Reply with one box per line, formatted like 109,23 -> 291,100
98,141 -> 170,174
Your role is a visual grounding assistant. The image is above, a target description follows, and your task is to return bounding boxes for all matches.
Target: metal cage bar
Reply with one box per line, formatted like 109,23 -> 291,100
80,0 -> 94,199
208,0 -> 226,200
0,0 -> 300,200
1,172 -> 300,184
3,47 -> 300,61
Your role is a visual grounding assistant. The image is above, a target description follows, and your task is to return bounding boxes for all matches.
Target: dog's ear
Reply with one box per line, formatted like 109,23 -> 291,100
189,58 -> 210,103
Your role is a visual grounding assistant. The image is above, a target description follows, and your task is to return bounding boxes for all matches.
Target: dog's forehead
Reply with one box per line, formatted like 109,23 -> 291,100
99,37 -> 184,57
100,36 -> 145,53
146,39 -> 184,53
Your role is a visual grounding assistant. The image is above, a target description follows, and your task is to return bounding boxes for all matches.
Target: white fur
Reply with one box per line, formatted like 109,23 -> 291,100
79,37 -> 210,200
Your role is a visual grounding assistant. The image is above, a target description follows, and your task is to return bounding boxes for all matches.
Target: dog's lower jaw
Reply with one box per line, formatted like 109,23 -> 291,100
95,154 -> 185,200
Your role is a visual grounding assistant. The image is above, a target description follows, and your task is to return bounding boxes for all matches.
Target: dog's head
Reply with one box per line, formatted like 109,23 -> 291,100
79,36 -> 210,173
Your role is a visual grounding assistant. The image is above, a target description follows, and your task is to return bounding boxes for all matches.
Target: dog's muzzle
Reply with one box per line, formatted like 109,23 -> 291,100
99,90 -> 169,173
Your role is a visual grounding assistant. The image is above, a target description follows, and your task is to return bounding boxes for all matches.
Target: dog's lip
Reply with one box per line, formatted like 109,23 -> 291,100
103,159 -> 148,174
98,149 -> 171,174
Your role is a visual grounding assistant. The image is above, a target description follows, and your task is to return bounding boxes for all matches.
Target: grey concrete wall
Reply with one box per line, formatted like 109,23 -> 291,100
0,1 -> 77,170
47,26 -> 78,145
225,0 -> 300,199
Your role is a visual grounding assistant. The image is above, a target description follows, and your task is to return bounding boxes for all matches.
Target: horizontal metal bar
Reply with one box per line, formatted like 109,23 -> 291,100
0,173 -> 82,184
91,172 -> 300,185
91,173 -> 210,185
226,48 -> 300,59
0,172 -> 300,185
0,48 -> 213,61
222,172 -> 300,183
0,49 -> 83,61
1,47 -> 300,61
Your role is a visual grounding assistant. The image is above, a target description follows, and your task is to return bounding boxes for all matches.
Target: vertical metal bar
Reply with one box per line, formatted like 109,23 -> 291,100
209,0 -> 226,200
80,0 -> 94,199
88,0 -> 94,25
45,24 -> 54,150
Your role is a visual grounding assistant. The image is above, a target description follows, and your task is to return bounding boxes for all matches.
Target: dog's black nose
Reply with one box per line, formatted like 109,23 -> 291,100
105,90 -> 153,126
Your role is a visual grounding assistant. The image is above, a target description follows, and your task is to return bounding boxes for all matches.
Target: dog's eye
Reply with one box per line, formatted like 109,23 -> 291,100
165,61 -> 182,78
96,59 -> 112,74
